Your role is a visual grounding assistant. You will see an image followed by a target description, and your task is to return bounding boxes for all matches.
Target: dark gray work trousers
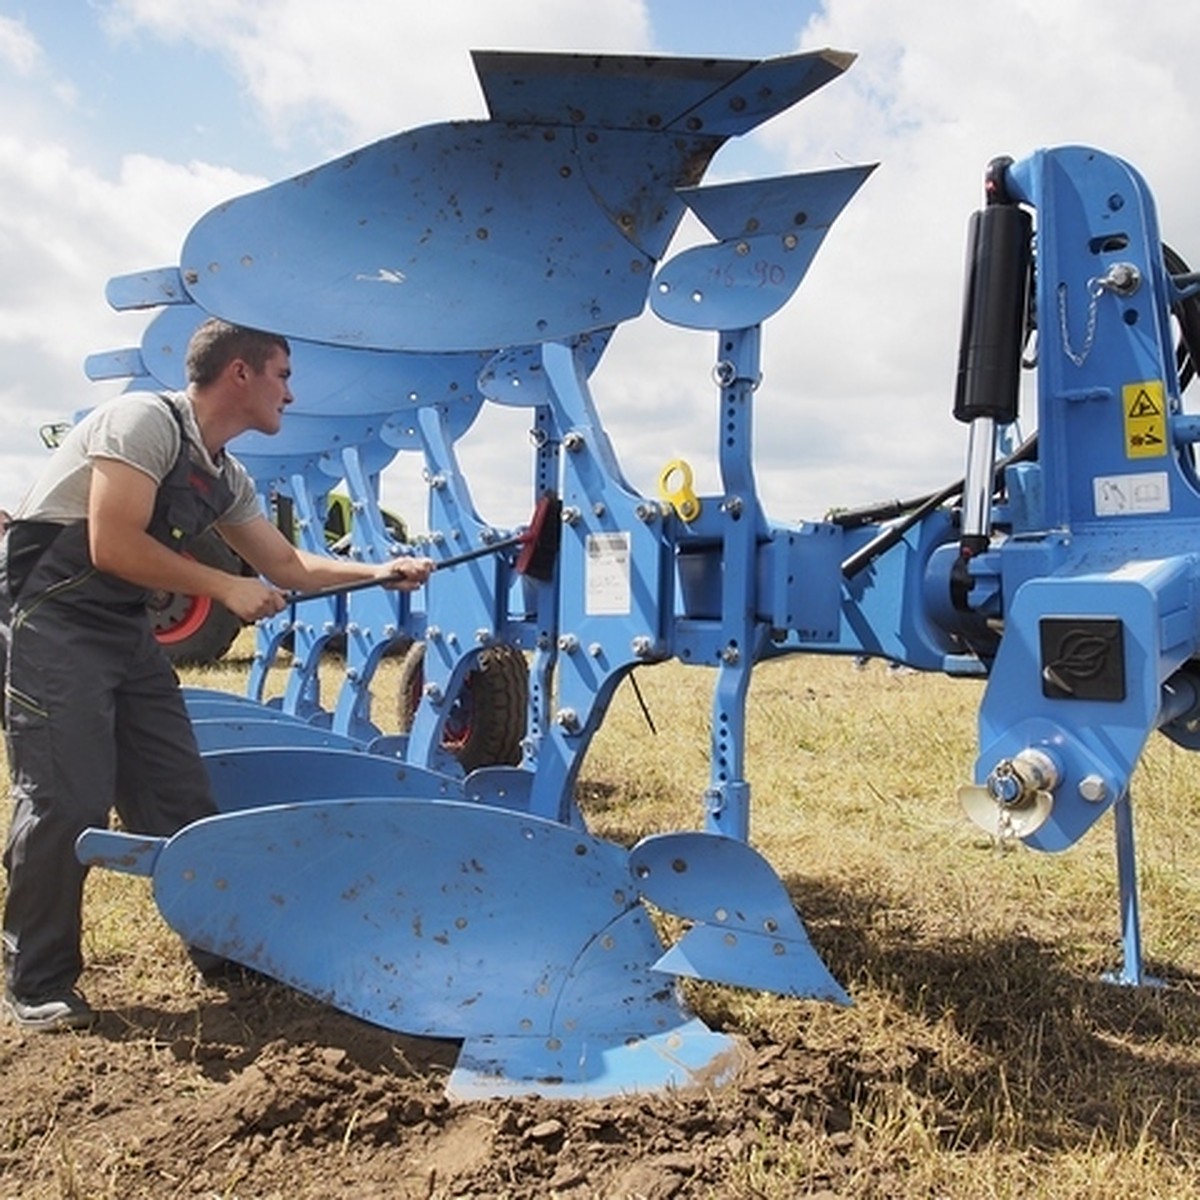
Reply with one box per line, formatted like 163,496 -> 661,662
2,558 -> 216,1000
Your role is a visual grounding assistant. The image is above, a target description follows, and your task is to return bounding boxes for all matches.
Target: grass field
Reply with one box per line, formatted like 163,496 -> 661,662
5,637 -> 1200,1196
582,651 -> 1200,1195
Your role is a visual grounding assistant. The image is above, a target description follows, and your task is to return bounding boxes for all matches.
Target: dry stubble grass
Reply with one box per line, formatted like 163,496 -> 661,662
7,632 -> 1200,1196
582,652 -> 1200,1197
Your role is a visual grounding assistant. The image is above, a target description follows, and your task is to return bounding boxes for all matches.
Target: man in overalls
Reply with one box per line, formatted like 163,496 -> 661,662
0,318 -> 434,1030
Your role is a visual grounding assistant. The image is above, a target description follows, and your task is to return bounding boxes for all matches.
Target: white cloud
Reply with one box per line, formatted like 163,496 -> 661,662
0,128 -> 266,504
6,0 -> 1200,534
0,14 -> 42,75
687,0 -> 1200,520
105,0 -> 652,150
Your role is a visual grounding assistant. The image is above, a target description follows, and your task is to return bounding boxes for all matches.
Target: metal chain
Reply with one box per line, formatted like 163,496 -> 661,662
1058,264 -> 1140,368
1057,278 -> 1104,367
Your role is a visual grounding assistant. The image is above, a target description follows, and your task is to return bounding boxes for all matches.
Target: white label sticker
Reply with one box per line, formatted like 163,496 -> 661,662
1093,471 -> 1170,516
585,532 -> 632,615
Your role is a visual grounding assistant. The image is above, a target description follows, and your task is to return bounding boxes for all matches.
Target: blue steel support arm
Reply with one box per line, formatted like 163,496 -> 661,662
522,341 -> 675,825
279,470 -> 341,721
331,443 -> 410,741
516,403 -> 563,771
403,403 -> 507,773
651,168 -> 877,838
705,326 -> 768,840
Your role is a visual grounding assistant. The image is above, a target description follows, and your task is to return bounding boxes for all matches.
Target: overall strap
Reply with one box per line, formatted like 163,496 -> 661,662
147,395 -> 237,551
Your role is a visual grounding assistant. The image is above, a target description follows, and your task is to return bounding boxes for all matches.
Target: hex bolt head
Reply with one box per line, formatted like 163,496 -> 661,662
1078,774 -> 1109,803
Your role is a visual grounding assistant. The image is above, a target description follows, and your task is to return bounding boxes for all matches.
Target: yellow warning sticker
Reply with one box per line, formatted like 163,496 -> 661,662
1123,380 -> 1167,458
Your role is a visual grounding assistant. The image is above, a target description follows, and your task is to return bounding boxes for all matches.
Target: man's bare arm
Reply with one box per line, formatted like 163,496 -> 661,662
88,458 -> 287,622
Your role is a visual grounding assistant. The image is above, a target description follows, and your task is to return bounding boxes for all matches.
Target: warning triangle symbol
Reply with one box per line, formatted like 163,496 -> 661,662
1128,389 -> 1161,418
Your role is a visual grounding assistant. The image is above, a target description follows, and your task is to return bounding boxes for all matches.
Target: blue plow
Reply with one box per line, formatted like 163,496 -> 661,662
79,805 -> 742,1100
79,48 -> 861,1099
78,46 -> 1200,1096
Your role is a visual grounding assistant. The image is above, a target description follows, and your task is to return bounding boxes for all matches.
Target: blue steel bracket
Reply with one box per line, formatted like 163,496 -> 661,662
648,168 -> 875,839
954,147 -> 1200,855
83,347 -> 148,383
401,400 -> 537,774
330,443 -> 410,742
276,470 -> 345,723
519,340 -> 676,826
970,555 -> 1199,851
104,265 -> 188,311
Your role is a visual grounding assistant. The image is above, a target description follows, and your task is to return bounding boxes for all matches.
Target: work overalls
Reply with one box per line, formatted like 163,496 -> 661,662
1,400 -> 236,1000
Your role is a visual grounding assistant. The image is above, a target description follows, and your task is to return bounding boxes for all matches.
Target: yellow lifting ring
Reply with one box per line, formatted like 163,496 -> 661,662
658,458 -> 701,523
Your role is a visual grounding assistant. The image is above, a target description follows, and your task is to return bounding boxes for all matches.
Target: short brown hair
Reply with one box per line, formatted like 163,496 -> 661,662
185,318 -> 291,387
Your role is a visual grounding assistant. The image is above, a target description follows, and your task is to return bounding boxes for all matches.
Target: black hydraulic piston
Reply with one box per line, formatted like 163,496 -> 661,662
951,157 -> 1032,609
954,180 -> 1032,425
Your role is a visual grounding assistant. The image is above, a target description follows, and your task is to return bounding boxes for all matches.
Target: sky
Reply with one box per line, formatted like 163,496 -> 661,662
1,0 -> 1199,531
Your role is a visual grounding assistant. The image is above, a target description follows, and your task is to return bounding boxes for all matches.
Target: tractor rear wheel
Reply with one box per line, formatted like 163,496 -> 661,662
149,531 -> 244,665
397,641 -> 528,772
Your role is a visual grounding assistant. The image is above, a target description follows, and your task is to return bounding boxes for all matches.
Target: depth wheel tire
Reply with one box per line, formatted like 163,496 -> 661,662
149,531 -> 245,665
397,641 -> 528,772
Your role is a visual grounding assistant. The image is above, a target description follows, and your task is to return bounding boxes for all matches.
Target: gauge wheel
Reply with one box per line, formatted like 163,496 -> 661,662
397,641 -> 527,771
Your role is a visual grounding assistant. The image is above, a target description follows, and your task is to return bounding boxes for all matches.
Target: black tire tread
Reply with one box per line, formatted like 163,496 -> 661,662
396,641 -> 528,770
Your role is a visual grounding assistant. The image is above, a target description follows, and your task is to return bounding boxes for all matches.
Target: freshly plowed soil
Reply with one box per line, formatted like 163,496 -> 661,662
0,970 -> 854,1199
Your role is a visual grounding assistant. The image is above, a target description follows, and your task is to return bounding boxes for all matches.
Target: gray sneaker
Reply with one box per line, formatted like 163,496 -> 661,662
4,990 -> 97,1031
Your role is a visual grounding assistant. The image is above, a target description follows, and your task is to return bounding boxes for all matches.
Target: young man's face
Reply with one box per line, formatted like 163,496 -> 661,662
241,347 -> 294,435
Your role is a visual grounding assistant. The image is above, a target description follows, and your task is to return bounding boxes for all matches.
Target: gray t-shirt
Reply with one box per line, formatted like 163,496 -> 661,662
15,390 -> 261,528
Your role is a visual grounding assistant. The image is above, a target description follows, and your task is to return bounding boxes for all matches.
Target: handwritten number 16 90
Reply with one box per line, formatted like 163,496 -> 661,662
709,260 -> 788,288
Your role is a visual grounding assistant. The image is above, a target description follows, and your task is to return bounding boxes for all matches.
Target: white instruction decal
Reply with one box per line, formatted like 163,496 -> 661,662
1093,471 -> 1170,516
585,532 -> 632,615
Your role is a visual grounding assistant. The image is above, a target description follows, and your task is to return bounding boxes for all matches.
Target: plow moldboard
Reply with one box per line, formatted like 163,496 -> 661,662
148,798 -> 738,1097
